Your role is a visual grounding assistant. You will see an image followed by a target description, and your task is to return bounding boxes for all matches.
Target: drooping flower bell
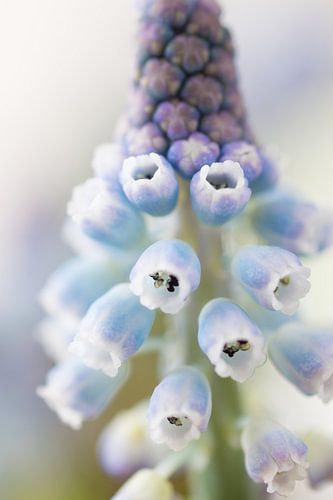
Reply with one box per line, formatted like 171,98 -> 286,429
36,318 -> 76,363
148,366 -> 212,451
241,419 -> 308,496
252,191 -> 333,256
120,153 -> 179,216
232,245 -> 311,315
98,401 -> 168,478
305,431 -> 333,489
67,178 -> 146,249
69,283 -> 156,377
112,468 -> 175,500
269,323 -> 333,403
130,239 -> 201,314
39,255 -> 125,327
190,161 -> 251,225
198,298 -> 266,382
37,359 -> 128,429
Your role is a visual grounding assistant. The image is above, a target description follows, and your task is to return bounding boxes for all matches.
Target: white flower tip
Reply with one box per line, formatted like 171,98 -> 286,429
37,385 -> 83,430
68,338 -> 121,378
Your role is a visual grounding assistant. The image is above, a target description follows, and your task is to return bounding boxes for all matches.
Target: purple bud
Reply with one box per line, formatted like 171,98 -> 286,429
222,27 -> 236,54
205,47 -> 237,83
200,111 -> 243,145
127,88 -> 156,127
141,59 -> 185,100
186,7 -> 224,44
165,35 -> 210,74
167,132 -> 220,179
153,100 -> 199,141
126,123 -> 167,156
221,141 -> 262,182
143,0 -> 196,28
224,85 -> 246,120
136,19 -> 174,64
251,152 -> 280,194
197,0 -> 223,16
181,76 -> 224,114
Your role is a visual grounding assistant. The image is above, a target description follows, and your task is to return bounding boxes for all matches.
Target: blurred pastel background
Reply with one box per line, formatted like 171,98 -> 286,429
0,0 -> 332,498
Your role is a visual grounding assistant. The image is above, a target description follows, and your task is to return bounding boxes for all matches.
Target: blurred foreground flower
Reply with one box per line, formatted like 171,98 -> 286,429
37,0 -> 333,497
241,419 -> 308,496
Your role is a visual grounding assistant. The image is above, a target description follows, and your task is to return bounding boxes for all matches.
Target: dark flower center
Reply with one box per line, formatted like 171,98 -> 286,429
150,271 -> 179,292
223,339 -> 251,358
167,415 -> 188,427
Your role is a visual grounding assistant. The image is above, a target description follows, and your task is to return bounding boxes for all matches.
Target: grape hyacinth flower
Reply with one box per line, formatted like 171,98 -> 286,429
241,419 -> 308,496
98,402 -> 168,478
252,191 -> 333,255
141,59 -> 185,101
269,323 -> 333,403
200,111 -> 243,145
153,101 -> 199,141
125,123 -> 168,156
112,469 -> 175,500
37,0 -> 332,497
148,367 -> 212,451
92,142 -> 125,185
232,245 -> 311,315
37,359 -> 128,429
39,255 -> 124,327
220,141 -> 262,182
36,318 -> 76,363
68,178 -> 146,248
198,299 -> 266,382
130,239 -> 201,314
120,153 -> 179,216
127,88 -> 156,128
136,19 -> 174,64
205,47 -> 237,83
165,35 -> 210,74
305,431 -> 333,489
250,151 -> 279,194
70,283 -> 155,377
181,76 -> 224,114
190,161 -> 251,225
167,132 -> 220,179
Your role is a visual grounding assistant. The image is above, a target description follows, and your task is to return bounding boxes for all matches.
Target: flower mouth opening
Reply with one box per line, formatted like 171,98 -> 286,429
133,162 -> 159,181
167,415 -> 189,427
149,271 -> 180,293
162,413 -> 192,438
207,172 -> 238,190
223,339 -> 251,358
274,275 -> 290,294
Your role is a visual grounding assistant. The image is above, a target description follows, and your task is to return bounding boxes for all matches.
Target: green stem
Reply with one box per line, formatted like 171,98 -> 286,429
174,183 -> 258,499
191,377 -> 257,500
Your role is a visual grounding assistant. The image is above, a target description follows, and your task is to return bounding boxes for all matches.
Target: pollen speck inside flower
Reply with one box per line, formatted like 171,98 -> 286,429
149,271 -> 179,292
133,163 -> 158,181
207,172 -> 237,190
167,415 -> 188,427
274,275 -> 291,294
223,339 -> 251,358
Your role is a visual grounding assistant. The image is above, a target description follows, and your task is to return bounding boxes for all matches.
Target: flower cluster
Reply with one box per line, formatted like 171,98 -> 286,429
37,0 -> 333,498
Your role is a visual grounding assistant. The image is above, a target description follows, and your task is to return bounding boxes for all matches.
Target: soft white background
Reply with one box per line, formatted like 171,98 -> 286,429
0,1 -> 333,498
